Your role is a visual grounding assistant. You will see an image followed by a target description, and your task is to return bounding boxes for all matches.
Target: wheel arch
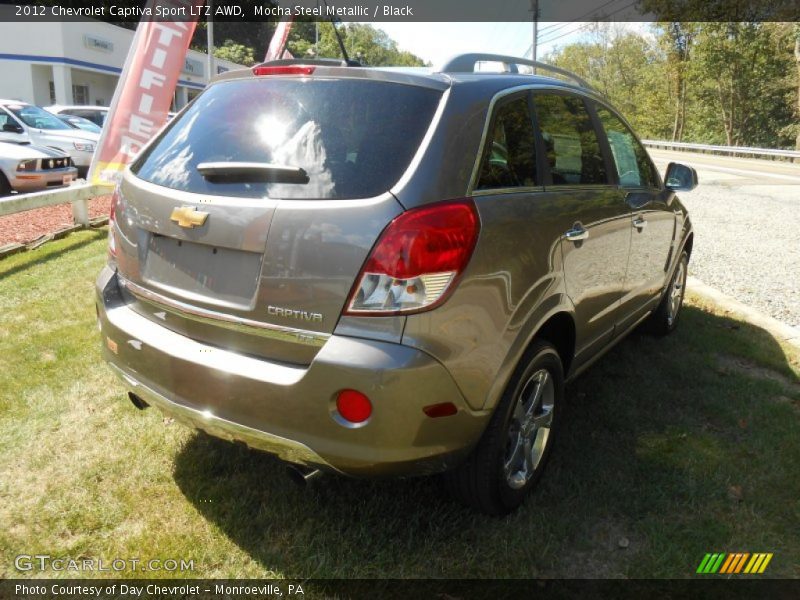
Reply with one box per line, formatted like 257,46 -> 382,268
534,311 -> 576,377
482,305 -> 576,413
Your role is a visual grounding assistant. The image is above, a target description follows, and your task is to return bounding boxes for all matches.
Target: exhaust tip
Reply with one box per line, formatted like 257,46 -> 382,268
128,392 -> 149,410
286,465 -> 322,488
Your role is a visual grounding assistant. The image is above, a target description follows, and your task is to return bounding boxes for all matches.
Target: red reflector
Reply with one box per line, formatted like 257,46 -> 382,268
362,200 -> 479,280
252,65 -> 316,76
336,390 -> 372,424
423,402 -> 458,418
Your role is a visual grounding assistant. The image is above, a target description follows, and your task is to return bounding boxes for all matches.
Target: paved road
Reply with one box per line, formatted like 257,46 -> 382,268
649,149 -> 800,328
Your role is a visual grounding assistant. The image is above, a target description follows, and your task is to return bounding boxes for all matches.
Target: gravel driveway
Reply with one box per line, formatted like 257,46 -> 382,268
674,183 -> 800,328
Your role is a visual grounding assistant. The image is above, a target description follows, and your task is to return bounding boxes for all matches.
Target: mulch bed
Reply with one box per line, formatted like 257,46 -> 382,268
0,195 -> 112,246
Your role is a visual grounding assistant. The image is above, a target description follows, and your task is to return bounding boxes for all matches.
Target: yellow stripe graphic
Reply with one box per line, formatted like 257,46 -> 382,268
750,554 -> 766,573
744,554 -> 760,573
757,553 -> 773,573
734,553 -> 749,573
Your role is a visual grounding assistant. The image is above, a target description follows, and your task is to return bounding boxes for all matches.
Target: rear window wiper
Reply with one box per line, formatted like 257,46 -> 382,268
196,162 -> 309,184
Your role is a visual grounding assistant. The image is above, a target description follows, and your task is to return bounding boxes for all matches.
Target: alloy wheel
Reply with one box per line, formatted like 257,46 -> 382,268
668,258 -> 687,326
503,368 -> 555,490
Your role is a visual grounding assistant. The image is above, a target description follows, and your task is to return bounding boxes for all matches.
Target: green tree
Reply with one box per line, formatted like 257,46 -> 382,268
688,23 -> 794,147
213,39 -> 256,67
654,22 -> 698,141
287,22 -> 425,67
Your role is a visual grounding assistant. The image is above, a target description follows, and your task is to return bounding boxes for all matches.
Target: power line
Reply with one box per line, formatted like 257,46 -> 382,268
538,23 -> 590,46
538,0 -> 625,38
537,0 -> 641,46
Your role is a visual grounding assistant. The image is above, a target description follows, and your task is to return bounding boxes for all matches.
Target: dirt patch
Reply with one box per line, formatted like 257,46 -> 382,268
552,520 -> 642,578
716,354 -> 800,395
0,195 -> 112,246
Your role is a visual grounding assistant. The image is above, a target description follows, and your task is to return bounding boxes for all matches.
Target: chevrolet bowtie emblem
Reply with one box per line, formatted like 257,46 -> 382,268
170,206 -> 209,229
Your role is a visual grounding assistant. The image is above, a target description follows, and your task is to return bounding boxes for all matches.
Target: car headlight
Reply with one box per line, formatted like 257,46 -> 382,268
73,141 -> 95,152
17,159 -> 38,171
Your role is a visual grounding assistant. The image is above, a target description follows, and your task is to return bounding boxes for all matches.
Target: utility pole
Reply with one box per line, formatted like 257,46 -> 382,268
315,1 -> 319,56
206,0 -> 215,84
531,0 -> 538,63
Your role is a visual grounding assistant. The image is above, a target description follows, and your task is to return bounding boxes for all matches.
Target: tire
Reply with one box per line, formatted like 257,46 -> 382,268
0,172 -> 12,197
645,250 -> 689,336
445,340 -> 564,516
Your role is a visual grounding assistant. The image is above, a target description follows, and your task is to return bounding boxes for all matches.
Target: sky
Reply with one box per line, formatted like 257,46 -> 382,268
370,22 -> 654,67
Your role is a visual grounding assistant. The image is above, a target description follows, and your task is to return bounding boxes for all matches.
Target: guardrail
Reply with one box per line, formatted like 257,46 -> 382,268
0,182 -> 106,225
642,140 -> 800,160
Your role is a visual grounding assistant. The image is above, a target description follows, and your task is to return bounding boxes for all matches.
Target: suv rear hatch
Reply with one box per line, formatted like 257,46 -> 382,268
112,72 -> 445,364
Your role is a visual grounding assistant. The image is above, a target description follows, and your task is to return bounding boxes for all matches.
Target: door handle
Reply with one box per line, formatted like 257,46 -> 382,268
633,216 -> 647,230
565,225 -> 589,242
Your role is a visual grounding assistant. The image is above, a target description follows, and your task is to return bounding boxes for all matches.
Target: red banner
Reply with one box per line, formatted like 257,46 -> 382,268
264,17 -> 294,62
89,0 -> 205,187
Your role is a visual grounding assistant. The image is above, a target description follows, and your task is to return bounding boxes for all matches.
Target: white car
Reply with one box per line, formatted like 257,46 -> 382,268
0,141 -> 77,196
0,100 -> 98,178
45,105 -> 109,128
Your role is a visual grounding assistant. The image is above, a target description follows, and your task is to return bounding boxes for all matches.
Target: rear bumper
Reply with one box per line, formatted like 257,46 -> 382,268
107,362 -> 335,470
96,266 -> 489,477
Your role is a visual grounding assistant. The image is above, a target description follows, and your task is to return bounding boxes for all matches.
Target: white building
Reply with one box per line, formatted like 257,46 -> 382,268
0,16 -> 245,110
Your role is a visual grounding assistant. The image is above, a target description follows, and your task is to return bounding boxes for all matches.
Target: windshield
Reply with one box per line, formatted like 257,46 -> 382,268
132,78 -> 442,200
60,115 -> 102,133
8,105 -> 71,130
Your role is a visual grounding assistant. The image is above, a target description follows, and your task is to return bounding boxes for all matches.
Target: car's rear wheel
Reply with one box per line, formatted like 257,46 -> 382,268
445,340 -> 563,515
645,250 -> 689,336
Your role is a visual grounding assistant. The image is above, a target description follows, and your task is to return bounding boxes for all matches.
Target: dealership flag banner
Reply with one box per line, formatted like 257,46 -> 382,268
264,16 -> 294,61
89,0 -> 205,187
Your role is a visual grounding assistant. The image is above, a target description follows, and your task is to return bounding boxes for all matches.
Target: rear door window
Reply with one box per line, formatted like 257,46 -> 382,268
532,94 -> 608,186
595,105 -> 660,188
132,78 -> 442,200
476,95 -> 538,190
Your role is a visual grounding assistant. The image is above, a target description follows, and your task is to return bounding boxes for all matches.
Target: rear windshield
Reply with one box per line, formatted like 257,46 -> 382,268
132,78 -> 442,199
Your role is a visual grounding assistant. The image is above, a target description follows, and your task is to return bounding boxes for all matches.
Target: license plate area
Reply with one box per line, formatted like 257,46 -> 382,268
142,234 -> 262,309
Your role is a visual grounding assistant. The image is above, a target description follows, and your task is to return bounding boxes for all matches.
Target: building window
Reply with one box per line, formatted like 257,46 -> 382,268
49,82 -> 56,104
73,85 -> 89,105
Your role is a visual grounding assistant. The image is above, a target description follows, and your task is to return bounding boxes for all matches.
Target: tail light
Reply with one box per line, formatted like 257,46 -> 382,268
107,187 -> 119,265
252,65 -> 316,76
345,199 -> 480,315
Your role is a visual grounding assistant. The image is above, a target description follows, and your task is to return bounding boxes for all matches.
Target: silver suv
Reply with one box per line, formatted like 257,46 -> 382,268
97,54 -> 697,515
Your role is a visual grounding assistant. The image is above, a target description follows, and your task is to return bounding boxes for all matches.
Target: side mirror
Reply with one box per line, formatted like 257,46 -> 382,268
2,122 -> 24,134
665,162 -> 698,192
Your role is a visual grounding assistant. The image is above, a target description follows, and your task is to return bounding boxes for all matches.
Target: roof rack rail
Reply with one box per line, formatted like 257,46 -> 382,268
255,58 -> 362,68
436,53 -> 593,90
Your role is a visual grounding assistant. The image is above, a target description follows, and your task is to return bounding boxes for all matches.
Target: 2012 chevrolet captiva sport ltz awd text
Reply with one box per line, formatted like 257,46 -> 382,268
97,54 -> 698,515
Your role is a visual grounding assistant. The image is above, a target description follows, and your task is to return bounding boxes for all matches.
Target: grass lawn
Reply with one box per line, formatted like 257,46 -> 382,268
1,230 -> 799,580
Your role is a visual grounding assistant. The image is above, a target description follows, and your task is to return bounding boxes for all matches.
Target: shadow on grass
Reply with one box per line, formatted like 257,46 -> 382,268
0,228 -> 106,279
172,305 -> 799,578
